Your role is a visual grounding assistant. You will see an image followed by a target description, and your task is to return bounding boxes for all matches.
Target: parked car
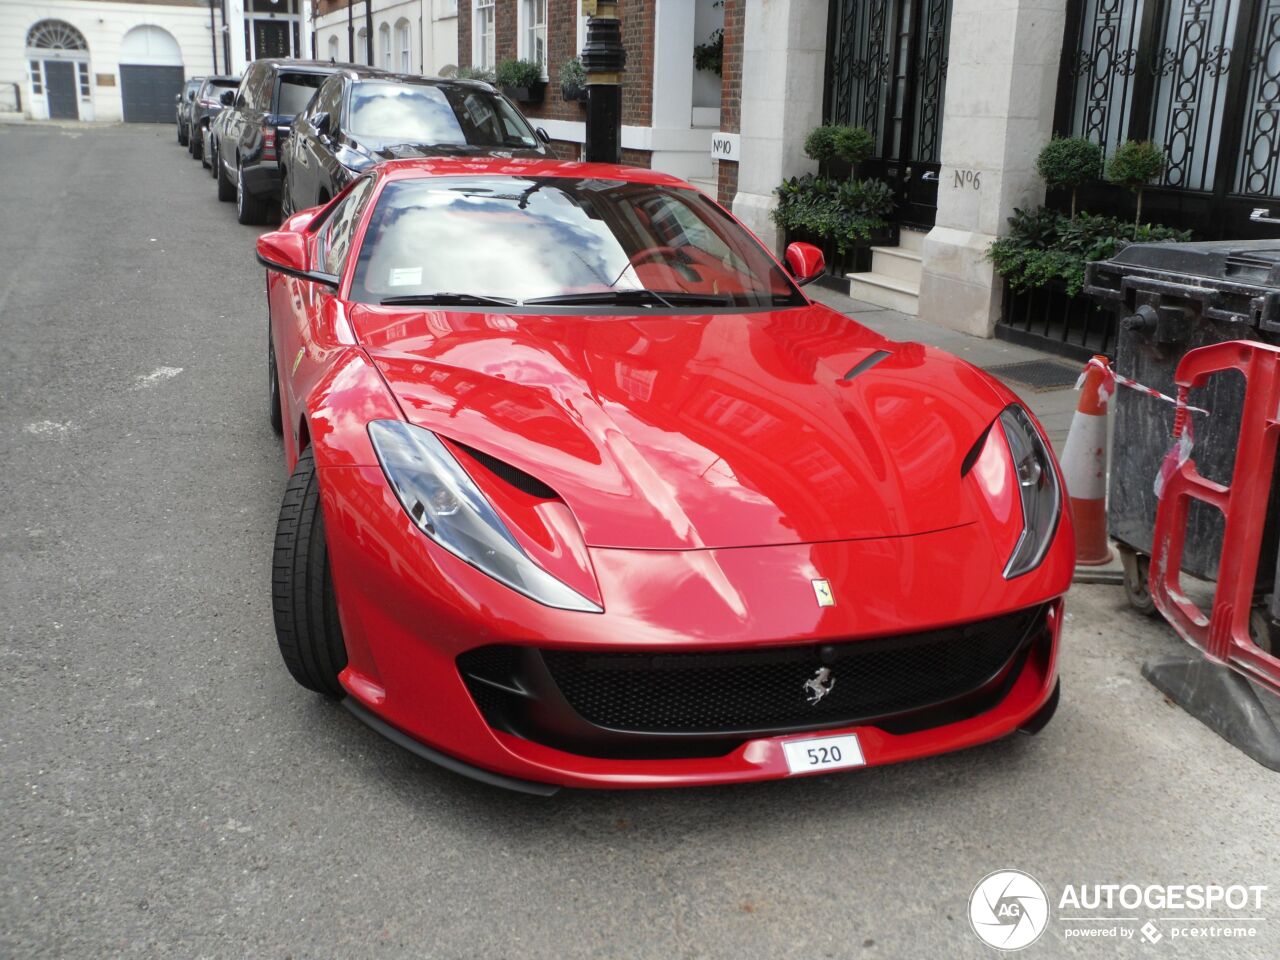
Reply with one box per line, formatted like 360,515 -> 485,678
254,158 -> 1073,793
189,75 -> 239,163
215,59 -> 351,225
207,102 -> 234,181
175,77 -> 203,146
280,69 -> 547,217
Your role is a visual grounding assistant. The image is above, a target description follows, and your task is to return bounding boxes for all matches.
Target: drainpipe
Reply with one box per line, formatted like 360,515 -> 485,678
209,0 -> 219,73
581,0 -> 626,163
365,0 -> 374,66
348,0 -> 355,62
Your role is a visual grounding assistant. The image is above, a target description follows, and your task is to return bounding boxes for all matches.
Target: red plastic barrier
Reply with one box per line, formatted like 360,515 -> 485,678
1150,340 -> 1280,696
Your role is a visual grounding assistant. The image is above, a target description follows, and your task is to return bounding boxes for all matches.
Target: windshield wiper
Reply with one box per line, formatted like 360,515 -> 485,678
380,293 -> 518,307
521,290 -> 733,308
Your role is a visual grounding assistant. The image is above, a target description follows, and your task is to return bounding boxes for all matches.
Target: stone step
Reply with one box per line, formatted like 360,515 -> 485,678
869,245 -> 923,284
846,271 -> 920,315
898,227 -> 930,254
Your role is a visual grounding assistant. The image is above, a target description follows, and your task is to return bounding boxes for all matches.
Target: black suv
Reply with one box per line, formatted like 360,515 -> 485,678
280,69 -> 548,217
175,77 -> 203,146
215,59 -> 351,225
189,75 -> 239,163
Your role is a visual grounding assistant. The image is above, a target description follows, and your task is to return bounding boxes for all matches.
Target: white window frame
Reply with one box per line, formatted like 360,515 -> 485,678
380,23 -> 392,69
473,0 -> 495,71
517,0 -> 548,79
397,20 -> 412,73
327,34 -> 339,61
357,28 -> 368,65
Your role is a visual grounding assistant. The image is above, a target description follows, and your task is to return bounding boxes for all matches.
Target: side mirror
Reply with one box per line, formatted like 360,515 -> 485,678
536,126 -> 550,145
220,89 -> 235,106
256,231 -> 338,287
313,112 -> 331,137
784,242 -> 826,286
175,93 -> 182,103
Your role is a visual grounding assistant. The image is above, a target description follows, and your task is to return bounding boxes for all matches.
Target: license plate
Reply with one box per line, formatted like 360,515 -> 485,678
782,734 -> 865,775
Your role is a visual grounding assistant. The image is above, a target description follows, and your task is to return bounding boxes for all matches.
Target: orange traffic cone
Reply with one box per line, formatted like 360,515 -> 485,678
1062,356 -> 1114,565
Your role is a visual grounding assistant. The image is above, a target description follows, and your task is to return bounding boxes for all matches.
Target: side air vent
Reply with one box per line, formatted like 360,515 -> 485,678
456,443 -> 558,499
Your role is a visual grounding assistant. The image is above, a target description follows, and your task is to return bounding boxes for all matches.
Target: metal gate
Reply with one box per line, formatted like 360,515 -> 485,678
824,0 -> 954,228
120,64 -> 184,123
1053,0 -> 1280,241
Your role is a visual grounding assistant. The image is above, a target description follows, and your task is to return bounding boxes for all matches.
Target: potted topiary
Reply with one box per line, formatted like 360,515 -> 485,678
1105,139 -> 1168,236
804,123 -> 874,180
496,58 -> 546,104
560,56 -> 587,103
1036,136 -> 1103,218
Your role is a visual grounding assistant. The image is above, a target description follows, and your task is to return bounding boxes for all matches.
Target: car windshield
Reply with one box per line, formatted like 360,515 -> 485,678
276,73 -> 326,117
349,176 -> 806,310
346,82 -> 539,149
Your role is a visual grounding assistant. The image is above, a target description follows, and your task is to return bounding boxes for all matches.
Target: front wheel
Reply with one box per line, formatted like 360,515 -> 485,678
272,447 -> 348,697
236,164 -> 270,225
216,152 -> 235,201
280,167 -> 293,219
268,335 -> 283,435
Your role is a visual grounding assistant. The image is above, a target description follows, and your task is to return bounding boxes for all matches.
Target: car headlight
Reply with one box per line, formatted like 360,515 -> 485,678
367,420 -> 602,612
999,404 -> 1062,579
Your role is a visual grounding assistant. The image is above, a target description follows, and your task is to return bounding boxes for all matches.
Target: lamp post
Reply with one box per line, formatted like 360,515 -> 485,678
581,0 -> 625,164
348,0 -> 355,62
365,0 -> 374,65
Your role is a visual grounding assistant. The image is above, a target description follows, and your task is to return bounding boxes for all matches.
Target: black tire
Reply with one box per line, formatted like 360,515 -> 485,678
237,163 -> 271,225
217,153 -> 235,201
178,123 -> 187,146
191,127 -> 203,160
273,448 -> 347,697
209,144 -> 219,179
268,335 -> 283,435
280,167 -> 293,219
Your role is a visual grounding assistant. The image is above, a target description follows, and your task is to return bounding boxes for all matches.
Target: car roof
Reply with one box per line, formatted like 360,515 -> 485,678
253,59 -> 353,75
347,71 -> 498,93
202,75 -> 240,84
375,157 -> 696,191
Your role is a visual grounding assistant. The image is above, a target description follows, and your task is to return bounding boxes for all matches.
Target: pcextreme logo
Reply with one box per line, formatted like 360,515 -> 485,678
968,870 -> 1269,950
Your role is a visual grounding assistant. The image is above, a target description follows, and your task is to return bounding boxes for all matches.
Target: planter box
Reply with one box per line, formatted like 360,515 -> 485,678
501,81 -> 547,104
561,83 -> 588,103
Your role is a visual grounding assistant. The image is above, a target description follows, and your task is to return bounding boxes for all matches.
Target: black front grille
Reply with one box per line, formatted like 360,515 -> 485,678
458,606 -> 1047,756
540,606 -> 1044,734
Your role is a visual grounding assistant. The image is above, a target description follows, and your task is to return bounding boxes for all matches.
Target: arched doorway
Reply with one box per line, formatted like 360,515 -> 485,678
119,25 -> 184,123
25,19 -> 90,121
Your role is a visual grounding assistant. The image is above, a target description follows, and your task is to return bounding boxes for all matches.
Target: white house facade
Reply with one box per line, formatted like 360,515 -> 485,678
312,0 -> 459,77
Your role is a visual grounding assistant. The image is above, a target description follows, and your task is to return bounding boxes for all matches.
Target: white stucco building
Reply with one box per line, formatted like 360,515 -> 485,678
311,0 -> 458,77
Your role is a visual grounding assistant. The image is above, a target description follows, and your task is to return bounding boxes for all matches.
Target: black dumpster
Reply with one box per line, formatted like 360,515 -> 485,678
1083,240 -> 1280,614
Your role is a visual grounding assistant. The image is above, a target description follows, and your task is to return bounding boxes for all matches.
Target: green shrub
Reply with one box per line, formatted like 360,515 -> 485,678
495,58 -> 543,89
455,65 -> 496,83
1105,140 -> 1169,234
771,174 -> 895,254
1036,137 -> 1103,218
803,124 -> 874,167
988,206 -> 1190,297
559,56 -> 586,88
693,28 -> 724,75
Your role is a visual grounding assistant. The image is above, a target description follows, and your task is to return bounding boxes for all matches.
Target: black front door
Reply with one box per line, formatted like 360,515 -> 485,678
825,0 -> 954,228
254,20 -> 291,59
44,60 -> 78,120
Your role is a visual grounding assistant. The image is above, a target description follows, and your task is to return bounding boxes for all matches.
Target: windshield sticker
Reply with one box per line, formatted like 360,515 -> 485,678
388,267 -> 423,287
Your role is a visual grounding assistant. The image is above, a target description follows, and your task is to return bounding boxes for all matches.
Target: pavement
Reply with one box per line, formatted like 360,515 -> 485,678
2,122 -> 1277,959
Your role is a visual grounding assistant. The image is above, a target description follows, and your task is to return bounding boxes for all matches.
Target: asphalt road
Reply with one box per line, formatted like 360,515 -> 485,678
1,123 -> 1277,960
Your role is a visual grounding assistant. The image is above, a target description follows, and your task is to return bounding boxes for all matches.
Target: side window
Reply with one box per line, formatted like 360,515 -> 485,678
322,179 -> 375,276
250,67 -> 273,112
318,77 -> 343,127
235,66 -> 257,109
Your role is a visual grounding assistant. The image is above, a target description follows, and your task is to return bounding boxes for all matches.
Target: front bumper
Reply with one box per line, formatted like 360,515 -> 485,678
318,464 -> 1072,790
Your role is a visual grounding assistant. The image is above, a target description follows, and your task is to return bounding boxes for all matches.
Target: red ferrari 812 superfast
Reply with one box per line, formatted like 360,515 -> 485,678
257,158 -> 1074,794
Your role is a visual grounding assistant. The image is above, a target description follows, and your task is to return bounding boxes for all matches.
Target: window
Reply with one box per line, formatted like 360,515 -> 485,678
346,80 -> 539,147
327,35 -> 339,62
473,0 -> 495,71
380,24 -> 392,69
349,177 -> 806,309
29,61 -> 43,95
519,0 -> 548,76
357,28 -> 368,65
397,20 -> 412,73
276,72 -> 325,117
322,178 -> 376,276
77,62 -> 90,98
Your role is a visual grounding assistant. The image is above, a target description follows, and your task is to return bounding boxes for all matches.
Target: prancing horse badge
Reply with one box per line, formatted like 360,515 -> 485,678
812,579 -> 835,607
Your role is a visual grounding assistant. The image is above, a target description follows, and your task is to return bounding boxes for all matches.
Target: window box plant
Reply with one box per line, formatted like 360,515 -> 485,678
496,58 -> 547,104
560,57 -> 587,103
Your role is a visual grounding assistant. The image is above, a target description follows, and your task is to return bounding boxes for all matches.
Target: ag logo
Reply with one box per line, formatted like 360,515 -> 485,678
968,869 -> 1049,951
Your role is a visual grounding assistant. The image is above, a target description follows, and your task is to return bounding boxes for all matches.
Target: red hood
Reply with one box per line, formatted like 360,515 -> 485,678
353,303 -> 1009,550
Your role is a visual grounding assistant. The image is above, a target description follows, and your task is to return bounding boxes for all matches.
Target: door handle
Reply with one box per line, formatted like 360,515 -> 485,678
1251,207 -> 1280,225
